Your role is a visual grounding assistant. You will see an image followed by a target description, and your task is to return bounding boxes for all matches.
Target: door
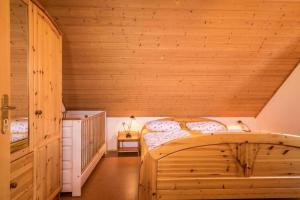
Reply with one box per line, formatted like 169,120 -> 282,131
33,4 -> 62,199
0,0 -> 11,199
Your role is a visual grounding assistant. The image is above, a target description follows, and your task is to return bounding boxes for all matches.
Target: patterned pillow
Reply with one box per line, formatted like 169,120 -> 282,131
186,121 -> 227,133
10,119 -> 28,134
145,120 -> 181,132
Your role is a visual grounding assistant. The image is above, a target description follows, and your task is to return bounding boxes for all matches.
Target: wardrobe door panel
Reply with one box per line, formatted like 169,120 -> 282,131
33,3 -> 62,200
36,139 -> 60,200
46,139 -> 61,196
36,146 -> 47,200
34,9 -> 61,146
34,10 -> 46,145
46,23 -> 61,141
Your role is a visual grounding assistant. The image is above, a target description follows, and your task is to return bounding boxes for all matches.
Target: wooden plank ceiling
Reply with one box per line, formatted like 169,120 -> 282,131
40,0 -> 300,117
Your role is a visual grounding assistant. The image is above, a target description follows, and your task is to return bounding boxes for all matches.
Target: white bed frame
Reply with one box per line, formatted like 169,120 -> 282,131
62,111 -> 106,196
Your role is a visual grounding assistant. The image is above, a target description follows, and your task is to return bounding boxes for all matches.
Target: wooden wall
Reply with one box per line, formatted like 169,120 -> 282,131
10,0 -> 29,119
40,0 -> 300,117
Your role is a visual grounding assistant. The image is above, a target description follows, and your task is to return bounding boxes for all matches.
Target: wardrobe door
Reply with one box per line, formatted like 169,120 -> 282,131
0,0 -> 11,199
33,4 -> 62,200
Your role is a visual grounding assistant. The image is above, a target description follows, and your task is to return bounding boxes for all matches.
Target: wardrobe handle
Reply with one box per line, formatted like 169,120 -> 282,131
10,182 -> 18,189
35,110 -> 43,115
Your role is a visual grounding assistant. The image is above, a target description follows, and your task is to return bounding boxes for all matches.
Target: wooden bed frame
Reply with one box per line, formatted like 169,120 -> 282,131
11,138 -> 28,153
139,118 -> 300,199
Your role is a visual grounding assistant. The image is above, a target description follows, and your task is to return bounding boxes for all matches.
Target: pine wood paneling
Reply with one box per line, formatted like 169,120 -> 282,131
10,0 -> 29,119
40,0 -> 300,117
32,3 -> 62,199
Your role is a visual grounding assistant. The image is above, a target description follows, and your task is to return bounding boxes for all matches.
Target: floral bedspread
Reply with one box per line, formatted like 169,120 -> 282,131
10,119 -> 28,143
143,130 -> 190,150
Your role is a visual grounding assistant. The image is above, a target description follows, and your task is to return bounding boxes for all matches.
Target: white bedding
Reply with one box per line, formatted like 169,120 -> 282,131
143,130 -> 190,150
145,120 -> 181,132
10,119 -> 28,143
186,121 -> 227,133
11,133 -> 28,143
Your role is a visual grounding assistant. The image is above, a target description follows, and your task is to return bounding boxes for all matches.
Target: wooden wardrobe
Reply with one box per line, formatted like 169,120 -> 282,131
10,0 -> 62,199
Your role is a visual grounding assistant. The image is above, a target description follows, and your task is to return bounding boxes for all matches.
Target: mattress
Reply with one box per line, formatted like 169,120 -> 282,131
10,118 -> 28,143
143,130 -> 190,150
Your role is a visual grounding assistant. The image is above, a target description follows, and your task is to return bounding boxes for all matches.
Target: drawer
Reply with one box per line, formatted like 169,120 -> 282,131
10,152 -> 34,200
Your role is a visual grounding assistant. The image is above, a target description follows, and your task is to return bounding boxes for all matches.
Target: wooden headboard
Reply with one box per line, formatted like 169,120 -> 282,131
141,117 -> 227,134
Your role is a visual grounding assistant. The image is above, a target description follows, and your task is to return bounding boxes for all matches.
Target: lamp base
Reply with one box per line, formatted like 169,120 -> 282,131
126,132 -> 132,138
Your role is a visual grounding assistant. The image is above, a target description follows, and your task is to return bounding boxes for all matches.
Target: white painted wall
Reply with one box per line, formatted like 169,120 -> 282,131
256,64 -> 300,135
107,117 -> 256,151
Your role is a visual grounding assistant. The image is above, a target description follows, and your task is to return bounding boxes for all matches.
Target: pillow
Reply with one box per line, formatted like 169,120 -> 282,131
145,120 -> 181,132
10,119 -> 28,133
186,121 -> 227,133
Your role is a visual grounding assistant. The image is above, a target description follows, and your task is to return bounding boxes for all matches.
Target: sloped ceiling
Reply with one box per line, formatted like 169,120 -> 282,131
40,0 -> 300,117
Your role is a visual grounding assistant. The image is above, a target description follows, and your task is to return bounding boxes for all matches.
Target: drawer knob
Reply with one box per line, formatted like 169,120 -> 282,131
10,182 -> 18,189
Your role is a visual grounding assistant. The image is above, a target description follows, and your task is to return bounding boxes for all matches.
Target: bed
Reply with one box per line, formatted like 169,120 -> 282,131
139,118 -> 300,199
10,118 -> 29,153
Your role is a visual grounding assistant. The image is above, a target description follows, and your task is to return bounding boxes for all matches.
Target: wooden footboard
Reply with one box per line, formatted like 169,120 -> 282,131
139,132 -> 300,200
